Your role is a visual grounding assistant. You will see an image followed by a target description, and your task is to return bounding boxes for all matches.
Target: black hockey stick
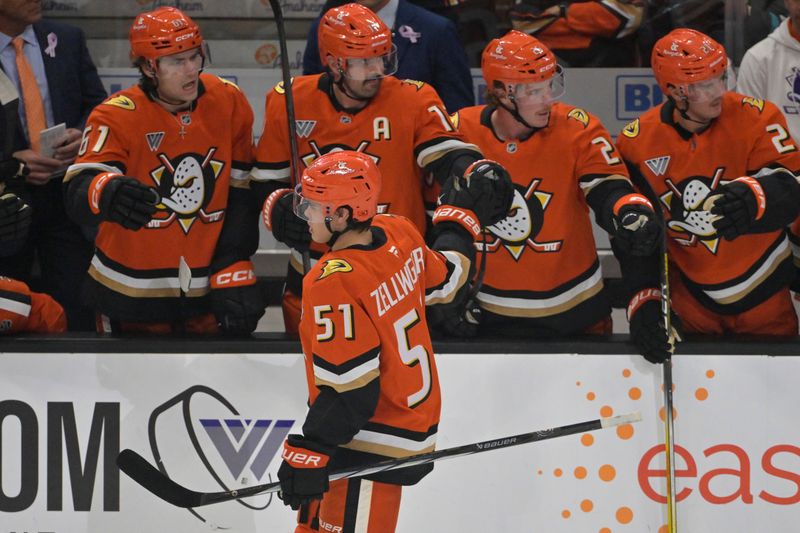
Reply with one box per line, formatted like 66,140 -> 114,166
118,411 -> 641,508
267,0 -> 310,273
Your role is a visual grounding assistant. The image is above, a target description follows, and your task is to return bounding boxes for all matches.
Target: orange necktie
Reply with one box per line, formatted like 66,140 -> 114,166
13,37 -> 46,152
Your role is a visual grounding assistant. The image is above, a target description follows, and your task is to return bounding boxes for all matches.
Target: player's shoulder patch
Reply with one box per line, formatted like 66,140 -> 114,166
103,94 -> 136,111
401,79 -> 426,91
450,111 -> 460,129
621,118 -> 640,138
318,259 -> 354,280
217,76 -> 242,92
740,96 -> 765,113
273,78 -> 295,95
567,108 -> 590,128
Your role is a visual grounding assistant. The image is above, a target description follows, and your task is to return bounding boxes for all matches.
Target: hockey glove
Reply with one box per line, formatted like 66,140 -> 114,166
89,173 -> 157,230
627,288 -> 681,364
278,434 -> 333,510
263,188 -> 311,252
0,193 -> 32,252
612,194 -> 662,256
439,159 -> 514,227
707,177 -> 765,241
430,300 -> 481,338
210,261 -> 266,335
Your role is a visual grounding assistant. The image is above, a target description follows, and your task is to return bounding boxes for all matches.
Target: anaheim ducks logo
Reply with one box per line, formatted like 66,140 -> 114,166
319,259 -> 353,280
659,167 -> 726,254
147,148 -> 225,234
478,179 -> 562,261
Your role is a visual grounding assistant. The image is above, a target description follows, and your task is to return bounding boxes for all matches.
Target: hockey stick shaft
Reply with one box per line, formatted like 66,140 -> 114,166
267,0 -> 310,272
661,244 -> 678,532
118,411 -> 641,509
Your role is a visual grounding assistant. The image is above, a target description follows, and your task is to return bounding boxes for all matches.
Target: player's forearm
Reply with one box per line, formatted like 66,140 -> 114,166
210,187 -> 260,273
62,169 -> 104,226
302,381 -> 380,448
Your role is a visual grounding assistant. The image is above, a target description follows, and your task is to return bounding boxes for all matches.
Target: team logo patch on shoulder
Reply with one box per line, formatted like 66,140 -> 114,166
741,96 -> 765,112
567,108 -> 590,128
273,79 -> 294,95
401,79 -> 425,90
319,259 -> 353,280
622,119 -> 640,138
218,77 -> 242,91
104,95 -> 135,110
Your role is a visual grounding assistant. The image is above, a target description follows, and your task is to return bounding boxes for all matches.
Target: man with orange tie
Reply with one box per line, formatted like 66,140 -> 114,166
0,0 -> 106,330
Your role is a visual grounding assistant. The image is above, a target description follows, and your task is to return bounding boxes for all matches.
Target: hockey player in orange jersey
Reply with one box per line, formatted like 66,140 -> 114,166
62,7 -> 264,335
616,29 -> 800,363
448,30 -> 661,337
255,3 -> 511,335
274,150 -> 488,533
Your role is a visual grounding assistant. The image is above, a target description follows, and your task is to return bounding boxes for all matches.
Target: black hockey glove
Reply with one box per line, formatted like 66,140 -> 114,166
440,159 -> 514,228
433,302 -> 481,338
90,173 -> 157,230
278,434 -> 333,510
263,188 -> 311,252
612,195 -> 662,256
707,177 -> 764,241
0,193 -> 32,252
210,261 -> 266,335
627,288 -> 681,365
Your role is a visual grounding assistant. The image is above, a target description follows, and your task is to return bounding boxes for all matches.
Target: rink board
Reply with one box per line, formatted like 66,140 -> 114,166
0,352 -> 798,532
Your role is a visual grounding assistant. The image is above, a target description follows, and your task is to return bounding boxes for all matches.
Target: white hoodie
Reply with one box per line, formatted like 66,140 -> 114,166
738,18 -> 800,142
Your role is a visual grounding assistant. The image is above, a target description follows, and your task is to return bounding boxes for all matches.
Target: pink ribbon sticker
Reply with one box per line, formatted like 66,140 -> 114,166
398,25 -> 421,44
44,33 -> 57,58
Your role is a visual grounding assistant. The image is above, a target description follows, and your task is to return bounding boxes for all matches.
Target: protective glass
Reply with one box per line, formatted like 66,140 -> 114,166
343,45 -> 398,81
293,185 -> 330,223
508,66 -> 565,106
684,71 -> 731,103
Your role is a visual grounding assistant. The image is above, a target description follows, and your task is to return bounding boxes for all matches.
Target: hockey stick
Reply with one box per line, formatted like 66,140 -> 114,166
660,230 -> 679,533
267,0 -> 310,273
118,411 -> 641,509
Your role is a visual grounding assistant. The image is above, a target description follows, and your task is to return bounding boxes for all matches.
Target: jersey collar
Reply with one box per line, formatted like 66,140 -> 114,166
317,73 -> 370,116
660,98 -> 713,140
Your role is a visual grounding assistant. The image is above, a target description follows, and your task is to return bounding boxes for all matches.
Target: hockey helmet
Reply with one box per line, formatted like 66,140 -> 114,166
651,29 -> 728,99
129,7 -> 204,62
294,151 -> 381,223
482,30 -> 564,105
318,3 -> 398,79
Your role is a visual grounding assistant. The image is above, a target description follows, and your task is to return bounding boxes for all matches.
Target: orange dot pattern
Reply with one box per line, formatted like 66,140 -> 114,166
580,499 -> 594,512
628,387 -> 641,400
622,368 -> 631,378
598,464 -> 616,482
600,405 -> 614,417
616,423 -> 634,440
695,387 -> 709,401
554,468 -> 563,477
616,507 -> 633,524
574,466 -> 587,479
587,391 -> 596,401
659,406 -> 678,422
562,509 -> 571,519
581,434 -> 594,447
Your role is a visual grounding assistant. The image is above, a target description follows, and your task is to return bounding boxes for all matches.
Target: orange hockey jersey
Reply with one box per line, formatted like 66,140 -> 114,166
617,93 -> 800,312
253,74 -> 476,236
0,277 -> 66,334
298,214 -> 470,485
511,1 -> 643,66
455,103 -> 633,333
63,74 -> 255,321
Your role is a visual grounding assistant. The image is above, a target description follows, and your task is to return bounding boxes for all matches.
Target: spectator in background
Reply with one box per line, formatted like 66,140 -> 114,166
510,0 -> 646,67
1,67 -> 65,334
739,0 -> 800,141
302,0 -> 474,112
0,0 -> 106,331
739,0 -> 800,293
616,29 -> 800,364
744,0 -> 788,51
